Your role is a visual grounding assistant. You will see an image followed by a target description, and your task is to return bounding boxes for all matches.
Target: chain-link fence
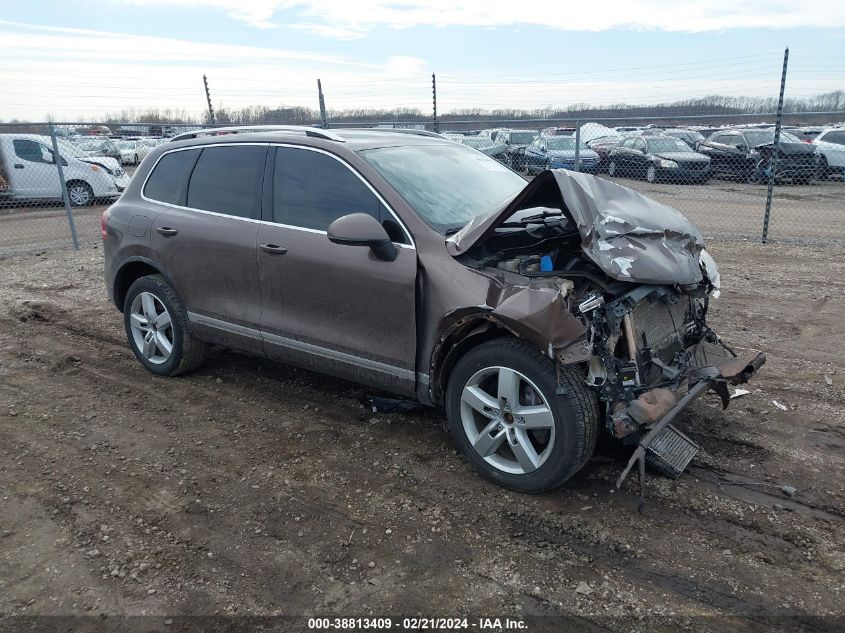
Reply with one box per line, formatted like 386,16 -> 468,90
1,117 -> 842,256
0,122 -> 203,256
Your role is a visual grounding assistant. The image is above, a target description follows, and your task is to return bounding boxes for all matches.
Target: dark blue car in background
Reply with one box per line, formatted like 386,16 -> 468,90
523,136 -> 601,176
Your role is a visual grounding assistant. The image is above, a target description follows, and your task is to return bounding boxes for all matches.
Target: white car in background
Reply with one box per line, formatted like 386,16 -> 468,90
115,140 -> 150,165
812,127 -> 845,179
0,134 -> 130,207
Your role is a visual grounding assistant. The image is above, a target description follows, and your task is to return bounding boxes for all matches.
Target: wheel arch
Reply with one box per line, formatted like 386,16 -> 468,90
429,312 -> 523,406
112,257 -> 172,312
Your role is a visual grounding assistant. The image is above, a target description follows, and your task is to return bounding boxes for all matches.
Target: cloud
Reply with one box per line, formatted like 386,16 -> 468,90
114,0 -> 845,34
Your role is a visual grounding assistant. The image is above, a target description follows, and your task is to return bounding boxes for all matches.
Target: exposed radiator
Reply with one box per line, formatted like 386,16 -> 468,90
630,297 -> 693,361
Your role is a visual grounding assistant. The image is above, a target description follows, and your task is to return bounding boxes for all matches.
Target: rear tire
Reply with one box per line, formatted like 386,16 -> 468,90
446,338 -> 599,493
123,275 -> 208,377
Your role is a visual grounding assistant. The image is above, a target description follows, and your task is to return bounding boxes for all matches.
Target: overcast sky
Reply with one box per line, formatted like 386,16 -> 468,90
1,1 -> 843,121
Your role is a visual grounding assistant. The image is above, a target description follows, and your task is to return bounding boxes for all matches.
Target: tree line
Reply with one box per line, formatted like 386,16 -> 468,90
3,91 -> 843,126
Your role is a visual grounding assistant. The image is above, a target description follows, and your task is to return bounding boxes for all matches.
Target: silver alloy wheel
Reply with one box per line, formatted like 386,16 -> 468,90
646,165 -> 656,182
68,184 -> 91,206
460,366 -> 556,475
608,161 -> 616,176
129,291 -> 174,365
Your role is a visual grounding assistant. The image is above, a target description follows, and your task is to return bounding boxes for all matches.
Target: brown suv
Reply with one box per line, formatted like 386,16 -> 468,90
103,126 -> 764,494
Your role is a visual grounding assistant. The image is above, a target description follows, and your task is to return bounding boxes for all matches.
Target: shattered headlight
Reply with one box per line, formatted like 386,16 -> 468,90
699,249 -> 721,299
658,159 -> 678,169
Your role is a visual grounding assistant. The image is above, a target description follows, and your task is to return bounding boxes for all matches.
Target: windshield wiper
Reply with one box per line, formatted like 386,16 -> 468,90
496,209 -> 569,229
444,226 -> 463,236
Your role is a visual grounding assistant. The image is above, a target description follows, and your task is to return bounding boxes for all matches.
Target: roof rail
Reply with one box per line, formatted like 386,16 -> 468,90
344,128 -> 443,139
170,125 -> 345,143
376,128 -> 444,139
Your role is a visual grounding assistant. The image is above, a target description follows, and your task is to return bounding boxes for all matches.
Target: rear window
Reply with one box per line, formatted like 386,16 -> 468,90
186,145 -> 265,219
143,149 -> 200,204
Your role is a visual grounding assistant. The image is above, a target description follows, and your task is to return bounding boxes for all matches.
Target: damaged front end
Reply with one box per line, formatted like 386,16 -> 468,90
448,169 -> 765,502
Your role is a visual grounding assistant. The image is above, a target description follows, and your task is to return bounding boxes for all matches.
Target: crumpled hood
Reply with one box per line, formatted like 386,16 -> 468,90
447,170 -> 706,286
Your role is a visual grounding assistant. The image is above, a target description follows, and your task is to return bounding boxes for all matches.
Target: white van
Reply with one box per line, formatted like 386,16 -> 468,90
0,134 -> 131,207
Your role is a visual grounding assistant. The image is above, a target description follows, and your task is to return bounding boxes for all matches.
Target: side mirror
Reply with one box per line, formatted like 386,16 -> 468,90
327,213 -> 397,262
735,144 -> 746,150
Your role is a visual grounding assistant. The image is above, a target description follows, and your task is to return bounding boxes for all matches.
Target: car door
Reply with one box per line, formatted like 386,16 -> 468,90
147,144 -> 267,354
10,138 -> 62,200
721,132 -> 747,177
702,134 -> 729,176
257,145 -> 417,396
632,139 -> 649,176
524,139 -> 543,174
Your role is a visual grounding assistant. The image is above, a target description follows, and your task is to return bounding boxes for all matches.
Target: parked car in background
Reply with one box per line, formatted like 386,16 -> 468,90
662,128 -> 705,150
0,134 -> 129,207
607,135 -> 710,183
586,136 -> 623,172
115,140 -> 151,165
497,129 -> 539,170
812,127 -> 845,179
541,127 -> 576,137
697,128 -> 817,184
523,136 -> 600,175
102,126 -> 761,493
76,136 -> 122,162
446,134 -> 509,161
790,127 -> 823,143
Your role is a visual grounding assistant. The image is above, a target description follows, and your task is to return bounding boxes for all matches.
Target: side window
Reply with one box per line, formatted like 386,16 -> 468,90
634,139 -> 647,152
186,145 -> 265,219
273,147 -> 407,244
824,131 -> 845,146
711,134 -> 726,145
14,139 -> 54,164
143,149 -> 200,205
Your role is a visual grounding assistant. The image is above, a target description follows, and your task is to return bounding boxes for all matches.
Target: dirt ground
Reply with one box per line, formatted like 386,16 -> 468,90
0,240 -> 844,632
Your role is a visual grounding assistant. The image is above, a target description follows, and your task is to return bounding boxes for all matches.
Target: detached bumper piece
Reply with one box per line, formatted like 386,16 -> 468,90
615,345 -> 765,511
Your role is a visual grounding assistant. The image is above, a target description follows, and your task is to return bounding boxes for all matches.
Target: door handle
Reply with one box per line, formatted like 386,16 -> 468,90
13,163 -> 24,169
155,226 -> 178,236
259,243 -> 287,255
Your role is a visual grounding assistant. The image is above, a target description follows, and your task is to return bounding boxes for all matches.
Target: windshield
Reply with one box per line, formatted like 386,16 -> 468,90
647,136 -> 692,153
460,137 -> 494,149
116,141 -> 134,149
57,139 -> 89,159
646,138 -> 693,153
545,138 -> 584,151
359,144 -> 527,234
510,131 -> 537,144
743,130 -> 800,146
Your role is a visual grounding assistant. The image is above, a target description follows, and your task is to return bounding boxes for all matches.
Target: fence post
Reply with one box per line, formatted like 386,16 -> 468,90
203,74 -> 215,125
317,79 -> 329,129
432,73 -> 439,133
574,119 -> 581,172
49,124 -> 80,251
762,47 -> 789,244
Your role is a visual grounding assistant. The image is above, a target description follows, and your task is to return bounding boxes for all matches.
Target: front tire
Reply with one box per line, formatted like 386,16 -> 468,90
607,160 -> 617,176
646,165 -> 657,183
67,181 -> 94,207
123,275 -> 208,376
446,338 -> 599,493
